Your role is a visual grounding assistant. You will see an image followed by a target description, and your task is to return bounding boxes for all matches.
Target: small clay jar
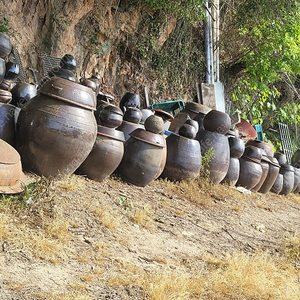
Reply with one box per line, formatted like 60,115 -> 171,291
4,62 -> 19,81
144,114 -> 164,134
119,92 -> 141,111
98,105 -> 123,128
221,157 -> 240,186
123,107 -> 142,124
274,152 -> 287,165
203,110 -> 231,134
60,54 -> 76,72
184,119 -> 199,134
10,82 -> 37,108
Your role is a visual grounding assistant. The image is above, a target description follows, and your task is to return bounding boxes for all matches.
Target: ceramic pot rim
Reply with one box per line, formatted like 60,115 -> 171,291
0,171 -> 28,194
97,125 -> 125,142
130,128 -> 165,147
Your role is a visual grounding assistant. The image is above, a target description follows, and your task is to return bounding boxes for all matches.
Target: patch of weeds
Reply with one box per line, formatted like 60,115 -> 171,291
199,147 -> 214,179
118,197 -> 134,211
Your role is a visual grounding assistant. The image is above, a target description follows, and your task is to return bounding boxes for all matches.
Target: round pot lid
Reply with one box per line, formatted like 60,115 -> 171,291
130,128 -> 165,147
97,125 -> 125,142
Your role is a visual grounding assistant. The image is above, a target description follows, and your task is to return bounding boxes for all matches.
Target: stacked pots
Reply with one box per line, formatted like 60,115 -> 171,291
161,123 -> 201,181
221,134 -> 245,186
16,77 -> 97,177
195,110 -> 231,184
251,152 -> 270,192
279,164 -> 295,196
117,115 -> 166,187
236,145 -> 263,190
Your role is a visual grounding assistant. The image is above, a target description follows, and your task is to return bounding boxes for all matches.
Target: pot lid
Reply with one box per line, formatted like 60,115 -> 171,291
39,77 -> 96,110
280,164 -> 295,172
97,125 -> 125,142
242,155 -> 261,164
0,139 -> 20,164
267,156 -> 280,167
152,109 -> 174,120
130,128 -> 165,147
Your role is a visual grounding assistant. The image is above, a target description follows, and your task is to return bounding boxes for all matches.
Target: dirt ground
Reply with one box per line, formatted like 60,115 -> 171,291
0,173 -> 300,299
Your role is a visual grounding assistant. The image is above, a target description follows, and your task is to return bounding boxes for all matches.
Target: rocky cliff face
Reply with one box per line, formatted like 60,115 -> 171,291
0,0 -> 204,105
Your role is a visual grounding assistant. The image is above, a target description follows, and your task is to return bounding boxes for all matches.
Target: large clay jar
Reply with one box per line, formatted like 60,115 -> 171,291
246,140 -> 274,157
77,126 -> 124,182
195,129 -> 230,184
251,154 -> 270,192
0,103 -> 17,146
161,124 -> 201,181
279,165 -> 295,196
119,92 -> 140,111
292,167 -> 300,193
16,77 -> 97,177
221,136 -> 245,186
117,120 -> 144,141
117,128 -> 166,187
258,157 -> 280,194
271,173 -> 283,194
193,112 -> 206,132
236,146 -> 263,190
203,110 -> 231,135
181,102 -> 211,119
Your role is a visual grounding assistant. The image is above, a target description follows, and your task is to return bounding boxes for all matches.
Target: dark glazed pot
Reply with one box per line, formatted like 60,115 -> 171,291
236,146 -> 263,190
251,156 -> 269,192
123,107 -> 142,124
195,129 -> 230,184
193,112 -> 206,132
98,105 -> 123,128
279,165 -> 294,196
271,173 -> 283,194
0,33 -> 12,58
292,167 -> 300,193
228,136 -> 245,158
0,103 -> 17,146
160,132 -> 201,181
245,140 -> 274,157
77,126 -> 124,182
4,62 -> 19,81
258,157 -> 280,194
117,128 -> 165,187
116,120 -> 144,141
10,82 -> 37,107
144,115 -> 164,134
16,93 -> 97,177
221,157 -> 240,186
60,54 -> 76,71
203,110 -> 231,134
0,58 -> 5,83
48,67 -> 76,81
274,152 -> 287,165
182,102 -> 211,119
119,92 -> 141,111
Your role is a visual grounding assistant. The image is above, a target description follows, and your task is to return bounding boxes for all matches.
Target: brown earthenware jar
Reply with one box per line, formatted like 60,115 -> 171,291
279,165 -> 294,196
16,77 -> 97,177
245,140 -> 274,157
0,103 -> 17,146
117,128 -> 166,187
292,167 -> 300,193
258,157 -> 280,194
271,173 -> 283,194
203,110 -> 231,134
195,129 -> 230,184
116,120 -> 144,141
236,146 -> 263,190
161,125 -> 201,181
77,126 -> 124,182
251,155 -> 270,192
221,157 -> 240,186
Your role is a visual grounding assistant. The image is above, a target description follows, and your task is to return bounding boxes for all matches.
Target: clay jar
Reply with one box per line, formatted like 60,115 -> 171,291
291,149 -> 300,168
274,152 -> 287,165
203,110 -> 231,134
16,77 -> 97,177
221,136 -> 245,186
0,103 -> 17,146
98,105 -> 123,128
119,92 -> 141,111
117,128 -> 166,187
10,82 -> 37,108
161,124 -> 201,181
246,140 -> 274,157
4,62 -> 19,81
123,107 -> 142,124
77,126 -> 125,182
279,165 -> 295,196
258,157 -> 280,194
182,102 -> 211,119
271,173 -> 283,194
193,112 -> 206,132
195,129 -> 230,184
236,146 -> 263,190
251,154 -> 270,193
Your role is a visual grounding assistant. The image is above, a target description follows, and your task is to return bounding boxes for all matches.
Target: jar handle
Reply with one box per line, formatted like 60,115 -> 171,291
51,84 -> 63,91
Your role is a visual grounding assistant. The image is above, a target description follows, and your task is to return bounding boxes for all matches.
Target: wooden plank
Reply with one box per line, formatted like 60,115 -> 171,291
200,83 -> 216,109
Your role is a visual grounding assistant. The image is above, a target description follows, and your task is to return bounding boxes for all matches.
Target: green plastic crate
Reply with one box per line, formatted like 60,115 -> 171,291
151,100 -> 185,116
